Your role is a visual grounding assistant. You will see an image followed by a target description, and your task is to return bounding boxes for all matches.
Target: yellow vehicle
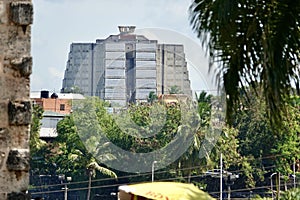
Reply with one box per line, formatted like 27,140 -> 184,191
118,181 -> 215,200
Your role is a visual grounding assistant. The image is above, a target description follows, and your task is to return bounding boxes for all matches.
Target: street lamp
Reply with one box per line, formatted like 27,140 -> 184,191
220,153 -> 223,200
59,174 -> 72,200
65,177 -> 72,200
87,168 -> 94,200
225,174 -> 239,200
152,161 -> 157,182
270,173 -> 277,200
293,161 -> 296,188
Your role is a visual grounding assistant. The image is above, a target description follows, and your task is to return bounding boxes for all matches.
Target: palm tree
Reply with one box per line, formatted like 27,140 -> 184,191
190,0 -> 300,126
86,159 -> 117,200
195,91 -> 212,104
195,91 -> 212,127
172,92 -> 214,182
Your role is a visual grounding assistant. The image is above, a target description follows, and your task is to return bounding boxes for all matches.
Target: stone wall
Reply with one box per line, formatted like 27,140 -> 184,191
0,0 -> 32,199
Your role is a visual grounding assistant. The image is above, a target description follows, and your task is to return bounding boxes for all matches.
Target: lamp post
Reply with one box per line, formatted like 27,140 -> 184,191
64,181 -> 68,200
293,161 -> 296,188
87,168 -> 93,200
270,173 -> 277,200
226,174 -> 239,200
220,153 -> 223,200
59,175 -> 72,200
151,161 -> 157,182
65,176 -> 72,200
277,172 -> 280,200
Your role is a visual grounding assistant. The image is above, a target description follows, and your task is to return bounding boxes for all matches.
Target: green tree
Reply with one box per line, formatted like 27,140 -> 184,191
231,92 -> 300,188
71,97 -> 201,184
30,104 -> 50,179
190,0 -> 300,125
281,188 -> 300,200
233,89 -> 275,165
168,85 -> 182,94
62,85 -> 84,94
147,91 -> 158,104
271,96 -> 300,175
52,113 -> 117,199
30,104 -> 45,154
53,114 -> 117,179
196,91 -> 212,127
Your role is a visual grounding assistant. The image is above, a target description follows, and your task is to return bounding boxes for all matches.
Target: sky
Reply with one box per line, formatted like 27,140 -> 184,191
31,0 -> 217,94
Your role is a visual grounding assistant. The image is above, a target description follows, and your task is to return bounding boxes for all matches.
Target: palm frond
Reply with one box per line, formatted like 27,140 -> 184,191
189,0 -> 300,126
87,161 -> 117,179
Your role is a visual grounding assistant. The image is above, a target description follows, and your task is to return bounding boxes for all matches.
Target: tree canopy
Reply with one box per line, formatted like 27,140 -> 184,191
30,95 -> 300,198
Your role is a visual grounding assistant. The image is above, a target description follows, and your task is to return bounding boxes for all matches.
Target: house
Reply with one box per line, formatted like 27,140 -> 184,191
31,90 -> 84,139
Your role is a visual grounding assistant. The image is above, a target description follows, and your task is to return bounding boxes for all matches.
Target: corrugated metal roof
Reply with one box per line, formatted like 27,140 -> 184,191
40,127 -> 58,138
43,110 -> 66,117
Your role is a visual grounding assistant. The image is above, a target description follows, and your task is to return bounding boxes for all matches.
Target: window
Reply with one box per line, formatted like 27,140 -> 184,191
60,104 -> 65,111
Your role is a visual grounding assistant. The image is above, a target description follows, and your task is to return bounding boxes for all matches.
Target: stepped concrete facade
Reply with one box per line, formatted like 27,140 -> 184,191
0,0 -> 33,199
62,26 -> 192,106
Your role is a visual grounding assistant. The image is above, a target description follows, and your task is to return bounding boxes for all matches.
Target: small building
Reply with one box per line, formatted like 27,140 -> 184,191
158,94 -> 190,104
39,111 -> 65,139
31,90 -> 85,139
31,90 -> 84,114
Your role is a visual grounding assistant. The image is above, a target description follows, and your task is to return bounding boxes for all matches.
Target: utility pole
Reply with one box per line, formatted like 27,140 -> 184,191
59,175 -> 71,200
152,161 -> 157,182
276,172 -> 280,200
293,161 -> 296,188
227,184 -> 231,200
220,153 -> 223,200
226,174 -> 239,200
87,169 -> 93,200
64,182 -> 68,200
270,173 -> 277,200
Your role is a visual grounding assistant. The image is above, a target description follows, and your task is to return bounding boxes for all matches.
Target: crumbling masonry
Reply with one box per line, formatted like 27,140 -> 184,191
0,0 -> 33,199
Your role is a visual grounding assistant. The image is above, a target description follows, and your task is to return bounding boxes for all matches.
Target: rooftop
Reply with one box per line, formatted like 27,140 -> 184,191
30,91 -> 85,100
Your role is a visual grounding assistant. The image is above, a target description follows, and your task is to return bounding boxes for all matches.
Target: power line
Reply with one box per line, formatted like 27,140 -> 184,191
209,181 -> 299,196
31,176 -> 298,196
32,152 -> 284,189
30,163 -> 277,193
30,149 -> 293,195
30,152 -> 284,190
32,161 -> 298,196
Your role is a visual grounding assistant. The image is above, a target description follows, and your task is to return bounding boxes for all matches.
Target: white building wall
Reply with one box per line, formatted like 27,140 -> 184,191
104,42 -> 127,106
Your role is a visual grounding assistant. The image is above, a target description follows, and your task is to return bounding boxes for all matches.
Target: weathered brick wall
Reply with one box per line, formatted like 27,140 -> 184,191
0,0 -> 32,199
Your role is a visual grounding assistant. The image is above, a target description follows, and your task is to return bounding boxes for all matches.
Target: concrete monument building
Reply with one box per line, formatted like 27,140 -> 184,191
62,26 -> 192,106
